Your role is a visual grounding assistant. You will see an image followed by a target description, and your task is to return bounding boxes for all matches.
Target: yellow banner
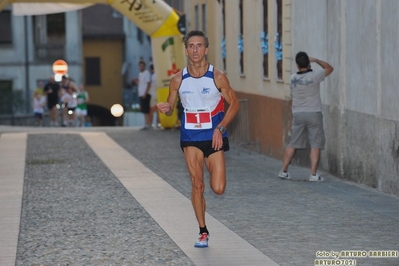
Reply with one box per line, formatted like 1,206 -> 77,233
11,0 -> 109,3
151,35 -> 185,128
151,35 -> 185,88
112,1 -> 186,128
111,0 -> 173,36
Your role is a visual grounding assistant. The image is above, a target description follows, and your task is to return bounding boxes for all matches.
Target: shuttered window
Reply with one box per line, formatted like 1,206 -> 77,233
85,57 -> 101,86
0,11 -> 12,44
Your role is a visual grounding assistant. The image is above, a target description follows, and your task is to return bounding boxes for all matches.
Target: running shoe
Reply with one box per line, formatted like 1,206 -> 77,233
278,170 -> 291,180
194,233 -> 209,248
309,173 -> 325,182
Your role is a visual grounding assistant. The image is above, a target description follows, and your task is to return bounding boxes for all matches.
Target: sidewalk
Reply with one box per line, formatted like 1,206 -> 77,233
0,126 -> 398,266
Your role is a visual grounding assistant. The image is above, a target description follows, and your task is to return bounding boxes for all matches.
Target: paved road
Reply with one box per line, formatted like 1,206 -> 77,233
0,126 -> 398,266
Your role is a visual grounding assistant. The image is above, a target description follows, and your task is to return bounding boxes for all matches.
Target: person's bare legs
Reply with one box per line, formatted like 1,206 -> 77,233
184,147 -> 206,228
184,147 -> 226,248
310,148 -> 320,175
281,146 -> 296,171
205,151 -> 226,195
142,113 -> 152,128
149,106 -> 156,127
62,106 -> 68,126
49,106 -> 58,126
69,113 -> 75,126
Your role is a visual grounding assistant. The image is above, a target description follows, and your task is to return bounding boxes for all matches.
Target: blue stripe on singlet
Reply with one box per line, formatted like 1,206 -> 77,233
203,71 -> 213,79
182,70 -> 213,80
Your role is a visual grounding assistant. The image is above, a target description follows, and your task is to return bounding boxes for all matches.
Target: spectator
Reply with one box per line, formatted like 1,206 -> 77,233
60,75 -> 78,126
149,64 -> 159,129
132,61 -> 151,130
278,51 -> 334,182
60,87 -> 78,127
32,91 -> 46,127
33,80 -> 45,97
75,84 -> 90,127
43,76 -> 61,126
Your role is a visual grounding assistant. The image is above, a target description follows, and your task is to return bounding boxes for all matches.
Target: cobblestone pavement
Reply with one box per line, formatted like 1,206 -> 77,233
108,129 -> 399,266
1,126 -> 398,266
18,133 -> 193,266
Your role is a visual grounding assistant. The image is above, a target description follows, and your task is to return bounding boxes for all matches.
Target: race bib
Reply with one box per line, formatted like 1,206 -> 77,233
184,107 -> 212,130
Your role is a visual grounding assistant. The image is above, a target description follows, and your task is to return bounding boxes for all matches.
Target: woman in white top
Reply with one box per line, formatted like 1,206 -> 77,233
61,87 -> 78,126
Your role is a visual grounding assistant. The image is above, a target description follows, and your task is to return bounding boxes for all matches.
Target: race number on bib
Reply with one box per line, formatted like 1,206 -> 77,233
184,107 -> 212,130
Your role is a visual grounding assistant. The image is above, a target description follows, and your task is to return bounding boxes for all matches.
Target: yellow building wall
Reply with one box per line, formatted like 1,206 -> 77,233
187,0 -> 291,98
82,39 -> 124,110
186,0 -> 293,158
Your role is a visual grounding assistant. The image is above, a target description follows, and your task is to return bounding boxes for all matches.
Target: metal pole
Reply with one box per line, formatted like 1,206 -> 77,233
24,15 -> 30,116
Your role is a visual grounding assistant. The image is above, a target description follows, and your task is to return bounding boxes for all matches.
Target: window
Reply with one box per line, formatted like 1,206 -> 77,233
0,80 -> 13,115
201,4 -> 207,32
276,0 -> 283,79
85,57 -> 101,86
0,10 -> 12,44
33,13 -> 65,61
195,5 -> 199,30
238,0 -> 244,74
164,0 -> 184,12
137,28 -> 143,43
46,13 -> 65,37
262,0 -> 268,77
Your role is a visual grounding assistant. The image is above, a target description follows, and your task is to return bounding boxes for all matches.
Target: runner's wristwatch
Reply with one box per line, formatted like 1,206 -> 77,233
217,126 -> 227,134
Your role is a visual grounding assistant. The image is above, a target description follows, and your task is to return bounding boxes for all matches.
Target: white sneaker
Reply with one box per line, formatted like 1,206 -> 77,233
309,173 -> 324,182
194,233 -> 209,248
278,170 -> 290,179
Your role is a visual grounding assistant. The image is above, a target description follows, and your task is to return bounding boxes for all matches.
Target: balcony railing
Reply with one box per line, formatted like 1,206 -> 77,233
34,43 -> 65,62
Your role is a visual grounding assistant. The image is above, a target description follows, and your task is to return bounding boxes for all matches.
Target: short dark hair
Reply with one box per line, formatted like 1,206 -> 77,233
183,30 -> 209,48
295,51 -> 310,68
139,60 -> 146,66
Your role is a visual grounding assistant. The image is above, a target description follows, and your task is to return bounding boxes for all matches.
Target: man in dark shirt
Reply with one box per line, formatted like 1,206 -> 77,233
44,76 -> 61,126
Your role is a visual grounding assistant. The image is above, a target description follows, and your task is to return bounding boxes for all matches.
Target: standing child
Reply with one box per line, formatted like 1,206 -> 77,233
32,91 -> 46,126
75,84 -> 89,127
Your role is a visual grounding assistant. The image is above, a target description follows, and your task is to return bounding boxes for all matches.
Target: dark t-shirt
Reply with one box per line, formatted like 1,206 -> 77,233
44,82 -> 60,107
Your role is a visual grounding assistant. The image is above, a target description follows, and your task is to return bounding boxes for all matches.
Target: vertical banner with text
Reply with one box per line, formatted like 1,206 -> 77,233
111,0 -> 185,128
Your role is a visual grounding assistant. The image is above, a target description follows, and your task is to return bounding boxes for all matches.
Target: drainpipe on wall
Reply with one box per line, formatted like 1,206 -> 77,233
24,15 -> 30,117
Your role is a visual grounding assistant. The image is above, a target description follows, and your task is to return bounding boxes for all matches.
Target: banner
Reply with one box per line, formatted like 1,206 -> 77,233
110,0 -> 173,36
12,3 -> 93,16
112,0 -> 185,128
151,35 -> 186,128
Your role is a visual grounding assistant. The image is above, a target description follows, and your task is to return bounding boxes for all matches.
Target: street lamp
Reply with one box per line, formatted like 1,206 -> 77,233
110,104 -> 124,126
111,104 -> 124,117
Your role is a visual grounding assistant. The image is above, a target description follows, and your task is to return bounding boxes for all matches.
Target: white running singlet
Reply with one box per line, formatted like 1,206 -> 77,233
179,64 -> 226,142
